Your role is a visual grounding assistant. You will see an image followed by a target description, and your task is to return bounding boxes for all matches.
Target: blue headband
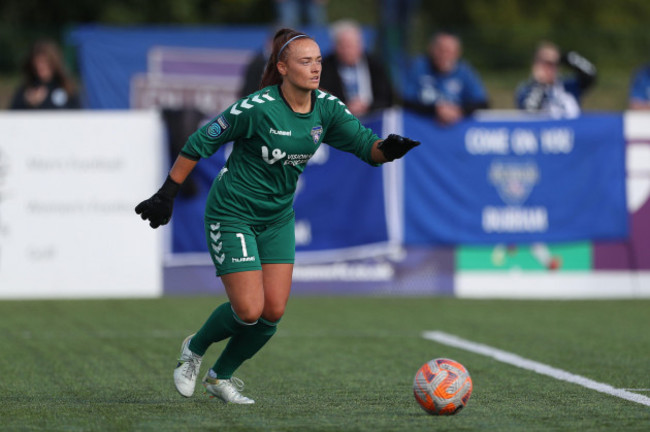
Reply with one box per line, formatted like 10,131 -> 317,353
278,34 -> 309,59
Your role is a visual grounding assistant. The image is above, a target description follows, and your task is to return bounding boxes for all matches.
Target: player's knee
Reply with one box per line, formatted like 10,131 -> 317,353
262,304 -> 285,323
233,304 -> 263,324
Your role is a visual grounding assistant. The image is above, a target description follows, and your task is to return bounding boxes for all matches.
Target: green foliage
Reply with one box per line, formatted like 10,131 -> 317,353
0,0 -> 275,71
0,297 -> 649,431
2,0 -> 650,72
416,0 -> 650,69
1,0 -> 648,109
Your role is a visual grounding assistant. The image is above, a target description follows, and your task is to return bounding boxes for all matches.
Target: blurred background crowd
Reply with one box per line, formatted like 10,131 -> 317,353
1,0 -> 650,116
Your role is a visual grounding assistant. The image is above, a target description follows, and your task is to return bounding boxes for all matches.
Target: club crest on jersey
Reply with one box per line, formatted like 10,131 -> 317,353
206,115 -> 230,138
310,126 -> 323,145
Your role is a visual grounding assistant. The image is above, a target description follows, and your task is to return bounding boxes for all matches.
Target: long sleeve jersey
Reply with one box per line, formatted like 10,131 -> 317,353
181,84 -> 380,224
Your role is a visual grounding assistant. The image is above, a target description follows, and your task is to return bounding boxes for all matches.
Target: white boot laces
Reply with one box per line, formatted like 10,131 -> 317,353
228,376 -> 245,392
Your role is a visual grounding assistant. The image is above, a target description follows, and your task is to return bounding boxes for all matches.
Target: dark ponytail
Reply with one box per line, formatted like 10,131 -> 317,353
259,28 -> 312,89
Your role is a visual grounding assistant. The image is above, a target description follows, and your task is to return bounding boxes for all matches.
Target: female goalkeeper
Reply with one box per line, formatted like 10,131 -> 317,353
135,28 -> 419,404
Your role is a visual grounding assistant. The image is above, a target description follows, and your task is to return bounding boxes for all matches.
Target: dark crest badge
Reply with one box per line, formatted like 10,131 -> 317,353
310,126 -> 323,145
488,159 -> 540,206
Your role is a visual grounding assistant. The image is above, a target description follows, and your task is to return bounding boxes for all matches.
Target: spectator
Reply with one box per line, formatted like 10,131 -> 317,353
9,39 -> 81,110
507,41 -> 597,272
403,31 -> 489,125
320,19 -> 394,117
628,64 -> 650,110
274,0 -> 328,28
515,41 -> 596,119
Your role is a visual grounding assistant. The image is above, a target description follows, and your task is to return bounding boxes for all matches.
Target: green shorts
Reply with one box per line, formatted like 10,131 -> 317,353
205,214 -> 295,276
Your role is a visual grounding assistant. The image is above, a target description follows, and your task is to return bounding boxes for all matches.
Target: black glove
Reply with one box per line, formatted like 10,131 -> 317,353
135,175 -> 181,228
377,134 -> 420,162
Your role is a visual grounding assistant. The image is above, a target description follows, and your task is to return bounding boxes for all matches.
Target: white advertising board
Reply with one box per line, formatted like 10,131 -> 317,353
0,111 -> 164,298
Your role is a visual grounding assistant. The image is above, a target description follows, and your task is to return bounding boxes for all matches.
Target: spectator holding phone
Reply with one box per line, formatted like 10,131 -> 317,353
515,41 -> 596,119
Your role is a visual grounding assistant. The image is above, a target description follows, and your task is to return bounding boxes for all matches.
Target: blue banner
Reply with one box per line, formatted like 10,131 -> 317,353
294,115 -> 387,253
403,112 -> 628,244
173,111 -> 628,254
68,25 -> 374,110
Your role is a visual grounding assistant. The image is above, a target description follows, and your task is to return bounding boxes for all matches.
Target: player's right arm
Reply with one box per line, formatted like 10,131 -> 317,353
135,97 -> 256,228
168,155 -> 198,185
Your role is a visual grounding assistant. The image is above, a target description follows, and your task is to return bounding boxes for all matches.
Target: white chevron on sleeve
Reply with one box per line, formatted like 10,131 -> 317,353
230,103 -> 242,115
251,94 -> 265,103
240,98 -> 254,109
262,93 -> 275,101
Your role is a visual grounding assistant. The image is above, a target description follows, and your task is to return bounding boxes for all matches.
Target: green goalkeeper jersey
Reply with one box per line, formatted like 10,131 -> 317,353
180,84 -> 380,224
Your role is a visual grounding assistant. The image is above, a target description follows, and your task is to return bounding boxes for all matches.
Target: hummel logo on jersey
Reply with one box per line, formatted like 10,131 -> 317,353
232,256 -> 256,263
270,128 -> 292,136
261,146 -> 287,164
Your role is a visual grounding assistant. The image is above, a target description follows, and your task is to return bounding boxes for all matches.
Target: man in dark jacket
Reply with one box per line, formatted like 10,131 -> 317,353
320,20 -> 394,117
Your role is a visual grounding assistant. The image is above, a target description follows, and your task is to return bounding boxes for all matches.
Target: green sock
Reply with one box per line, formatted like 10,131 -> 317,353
188,302 -> 248,356
213,317 -> 279,379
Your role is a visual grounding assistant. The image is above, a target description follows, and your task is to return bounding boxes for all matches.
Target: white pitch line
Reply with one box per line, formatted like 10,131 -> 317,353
422,331 -> 650,407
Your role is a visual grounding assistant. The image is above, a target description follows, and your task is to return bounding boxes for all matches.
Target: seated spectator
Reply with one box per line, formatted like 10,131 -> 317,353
628,64 -> 650,110
515,41 -> 596,119
319,19 -> 394,117
10,39 -> 81,110
403,31 -> 488,125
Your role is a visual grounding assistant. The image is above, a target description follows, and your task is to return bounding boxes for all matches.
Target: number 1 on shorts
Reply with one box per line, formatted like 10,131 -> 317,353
236,233 -> 248,257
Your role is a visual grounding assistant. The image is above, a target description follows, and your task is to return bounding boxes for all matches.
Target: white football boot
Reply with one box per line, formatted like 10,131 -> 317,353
202,373 -> 255,404
173,334 -> 202,397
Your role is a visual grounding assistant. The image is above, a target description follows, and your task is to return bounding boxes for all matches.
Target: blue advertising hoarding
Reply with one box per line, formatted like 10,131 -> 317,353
402,112 -> 628,244
68,26 -> 629,255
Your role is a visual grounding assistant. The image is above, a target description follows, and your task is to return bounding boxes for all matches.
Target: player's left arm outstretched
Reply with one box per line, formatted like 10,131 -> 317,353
321,94 -> 420,165
373,134 -> 420,163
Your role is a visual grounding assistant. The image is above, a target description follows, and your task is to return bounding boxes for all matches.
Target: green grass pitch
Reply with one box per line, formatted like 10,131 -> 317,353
1,296 -> 649,431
